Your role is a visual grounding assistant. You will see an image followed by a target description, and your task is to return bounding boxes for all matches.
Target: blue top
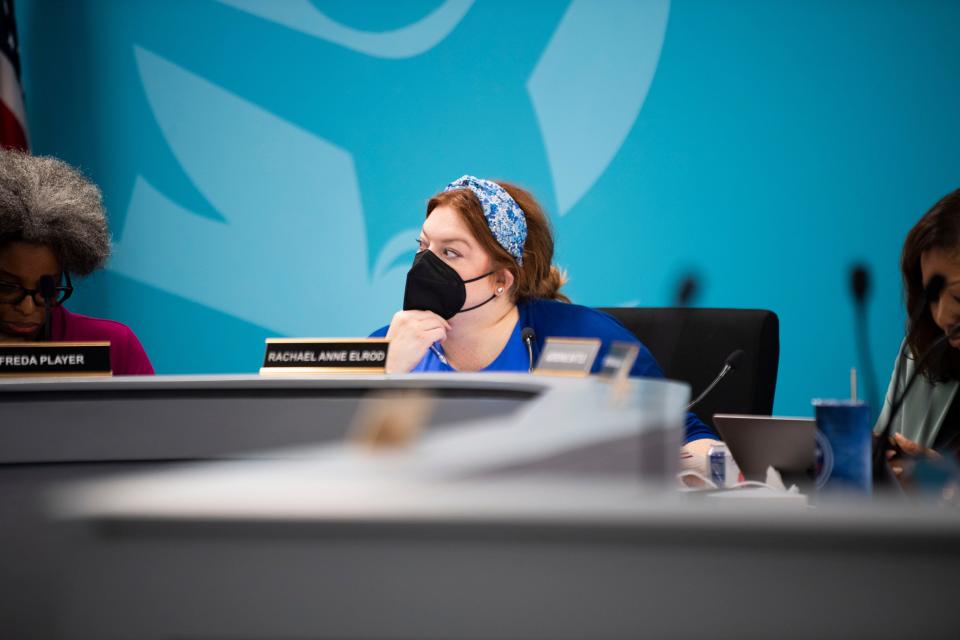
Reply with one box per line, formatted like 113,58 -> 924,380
371,298 -> 719,443
412,320 -> 529,373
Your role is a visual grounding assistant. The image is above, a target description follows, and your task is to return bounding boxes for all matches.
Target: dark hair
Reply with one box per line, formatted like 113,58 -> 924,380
0,149 -> 110,275
902,187 -> 960,382
426,181 -> 569,304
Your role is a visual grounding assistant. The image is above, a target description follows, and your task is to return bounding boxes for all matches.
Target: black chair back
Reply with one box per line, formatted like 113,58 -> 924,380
599,307 -> 779,428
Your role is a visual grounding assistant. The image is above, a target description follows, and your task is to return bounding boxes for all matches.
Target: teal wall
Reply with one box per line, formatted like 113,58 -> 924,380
15,0 -> 960,416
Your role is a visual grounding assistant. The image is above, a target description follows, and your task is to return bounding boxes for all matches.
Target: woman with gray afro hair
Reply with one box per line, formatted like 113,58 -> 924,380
0,149 -> 111,274
0,149 -> 153,374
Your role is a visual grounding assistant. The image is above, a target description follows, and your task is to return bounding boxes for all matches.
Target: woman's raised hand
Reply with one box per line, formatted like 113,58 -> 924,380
384,310 -> 451,373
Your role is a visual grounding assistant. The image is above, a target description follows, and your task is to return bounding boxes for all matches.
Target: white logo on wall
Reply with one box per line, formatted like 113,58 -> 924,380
112,0 -> 670,335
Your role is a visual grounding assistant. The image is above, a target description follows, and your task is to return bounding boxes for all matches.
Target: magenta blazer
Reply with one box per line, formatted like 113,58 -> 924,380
49,306 -> 154,375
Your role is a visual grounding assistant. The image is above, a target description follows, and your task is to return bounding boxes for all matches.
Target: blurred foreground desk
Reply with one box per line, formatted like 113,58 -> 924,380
44,375 -> 960,640
2,373 -> 687,637
52,465 -> 960,640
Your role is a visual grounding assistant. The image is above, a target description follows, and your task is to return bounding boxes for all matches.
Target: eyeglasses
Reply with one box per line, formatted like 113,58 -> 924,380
0,272 -> 74,306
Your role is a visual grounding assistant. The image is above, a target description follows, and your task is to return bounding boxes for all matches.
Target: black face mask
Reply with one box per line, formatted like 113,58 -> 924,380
403,250 -> 496,320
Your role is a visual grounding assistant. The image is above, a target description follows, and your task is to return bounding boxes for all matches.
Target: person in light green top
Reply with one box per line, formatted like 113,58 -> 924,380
875,188 -> 960,469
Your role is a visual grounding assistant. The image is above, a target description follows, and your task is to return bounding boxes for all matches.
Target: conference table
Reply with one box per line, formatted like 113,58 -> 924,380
51,469 -> 960,640
0,372 -> 685,638
0,373 -> 558,465
4,374 -> 959,638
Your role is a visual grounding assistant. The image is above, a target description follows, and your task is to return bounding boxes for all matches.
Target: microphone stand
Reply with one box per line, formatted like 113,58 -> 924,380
873,327 -> 958,476
521,328 -> 536,373
873,275 -> 947,477
686,350 -> 744,411
850,265 -> 879,420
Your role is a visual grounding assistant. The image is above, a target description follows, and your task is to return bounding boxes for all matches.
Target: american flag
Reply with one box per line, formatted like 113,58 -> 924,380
0,0 -> 28,151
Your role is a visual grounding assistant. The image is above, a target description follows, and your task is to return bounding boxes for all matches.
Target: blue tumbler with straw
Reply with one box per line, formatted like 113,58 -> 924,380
813,399 -> 872,495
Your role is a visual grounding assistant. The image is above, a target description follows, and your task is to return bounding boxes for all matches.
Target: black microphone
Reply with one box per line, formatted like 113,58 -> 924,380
874,274 -> 947,475
38,275 -> 56,341
686,349 -> 744,411
658,273 -> 702,376
851,265 -> 869,301
849,263 -> 879,417
521,327 -> 536,373
674,273 -> 700,308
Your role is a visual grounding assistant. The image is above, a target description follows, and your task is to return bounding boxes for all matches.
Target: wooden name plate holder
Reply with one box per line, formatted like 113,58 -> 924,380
260,338 -> 389,375
0,342 -> 112,377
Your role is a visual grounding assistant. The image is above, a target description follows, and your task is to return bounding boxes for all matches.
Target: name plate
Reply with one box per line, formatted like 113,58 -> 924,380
0,342 -> 112,377
533,337 -> 600,377
260,338 -> 389,375
598,341 -> 639,379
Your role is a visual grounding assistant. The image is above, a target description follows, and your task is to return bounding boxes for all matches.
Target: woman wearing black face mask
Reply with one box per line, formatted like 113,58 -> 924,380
371,175 -> 720,449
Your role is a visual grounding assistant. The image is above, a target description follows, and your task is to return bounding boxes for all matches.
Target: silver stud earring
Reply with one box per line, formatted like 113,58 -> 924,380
496,287 -> 504,295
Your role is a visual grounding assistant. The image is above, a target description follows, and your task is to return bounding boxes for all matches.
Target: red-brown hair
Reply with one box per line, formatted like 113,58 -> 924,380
426,181 -> 569,304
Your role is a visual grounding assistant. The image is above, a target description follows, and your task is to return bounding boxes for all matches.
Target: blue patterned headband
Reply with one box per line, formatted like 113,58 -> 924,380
444,175 -> 527,264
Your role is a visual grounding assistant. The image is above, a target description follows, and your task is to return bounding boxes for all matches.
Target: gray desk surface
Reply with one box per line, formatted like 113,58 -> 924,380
54,449 -> 960,540
0,373 -> 621,638
0,372 -> 551,394
2,373 -> 690,638
43,376 -> 958,640
0,373 -> 559,464
51,466 -> 960,640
